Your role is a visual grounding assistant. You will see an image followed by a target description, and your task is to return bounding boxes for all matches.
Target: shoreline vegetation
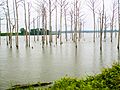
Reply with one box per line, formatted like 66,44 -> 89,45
0,30 -> 118,36
8,62 -> 120,90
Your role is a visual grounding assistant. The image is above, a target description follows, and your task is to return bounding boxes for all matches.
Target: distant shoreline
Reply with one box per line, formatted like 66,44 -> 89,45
0,30 -> 118,36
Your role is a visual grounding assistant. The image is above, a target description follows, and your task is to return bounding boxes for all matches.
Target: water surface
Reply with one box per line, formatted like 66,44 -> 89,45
0,33 -> 119,89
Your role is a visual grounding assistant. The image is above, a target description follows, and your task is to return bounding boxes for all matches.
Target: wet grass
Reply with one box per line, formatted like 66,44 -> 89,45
8,63 -> 120,90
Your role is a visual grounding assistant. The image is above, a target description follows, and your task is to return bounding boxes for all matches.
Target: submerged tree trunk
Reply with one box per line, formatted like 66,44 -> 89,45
42,4 -> 45,48
49,0 -> 52,45
70,9 -> 73,41
0,18 -> 1,46
45,8 -> 48,45
93,11 -> 96,42
24,0 -> 28,47
104,14 -> 107,40
55,0 -> 57,44
74,0 -> 78,48
64,8 -> 67,41
117,0 -> 120,50
100,0 -> 104,51
37,16 -> 39,41
7,0 -> 12,48
15,0 -> 19,49
28,3 -> 30,47
33,18 -> 35,42
60,2 -> 62,45
110,1 -> 116,42
5,12 -> 9,46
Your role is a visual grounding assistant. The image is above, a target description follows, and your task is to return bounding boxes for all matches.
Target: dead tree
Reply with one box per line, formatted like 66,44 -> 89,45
41,4 -> 45,48
110,0 -> 117,42
100,0 -> 104,51
55,0 -> 58,44
28,3 -> 31,47
48,0 -> 55,45
23,0 -> 28,47
74,0 -> 79,48
7,0 -> 12,48
58,0 -> 67,45
37,16 -> 40,41
33,18 -> 36,42
87,0 -> 100,42
0,18 -> 1,46
104,13 -> 107,40
69,9 -> 74,41
14,0 -> 19,49
117,0 -> 120,50
3,7 -> 9,46
44,7 -> 48,45
64,2 -> 68,42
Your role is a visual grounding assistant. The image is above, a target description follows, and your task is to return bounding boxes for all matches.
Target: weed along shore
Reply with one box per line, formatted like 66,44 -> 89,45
8,63 -> 120,90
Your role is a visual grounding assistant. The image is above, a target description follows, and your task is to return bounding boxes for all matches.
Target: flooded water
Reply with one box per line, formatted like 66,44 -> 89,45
0,33 -> 119,89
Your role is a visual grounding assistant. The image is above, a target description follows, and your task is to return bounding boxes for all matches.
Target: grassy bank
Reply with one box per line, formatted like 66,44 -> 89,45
9,63 -> 120,90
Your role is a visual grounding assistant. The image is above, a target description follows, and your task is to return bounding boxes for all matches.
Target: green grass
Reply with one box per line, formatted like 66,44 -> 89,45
9,63 -> 120,90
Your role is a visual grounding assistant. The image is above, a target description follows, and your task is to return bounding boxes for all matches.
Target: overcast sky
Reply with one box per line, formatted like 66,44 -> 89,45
0,0 -> 117,32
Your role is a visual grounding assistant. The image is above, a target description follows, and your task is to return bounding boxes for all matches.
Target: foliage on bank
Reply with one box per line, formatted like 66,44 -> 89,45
50,63 -> 120,90
8,63 -> 120,90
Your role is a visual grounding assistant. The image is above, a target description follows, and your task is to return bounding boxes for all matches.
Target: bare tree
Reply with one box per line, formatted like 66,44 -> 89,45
117,0 -> 120,50
87,0 -> 99,42
41,3 -> 45,48
74,0 -> 79,48
0,6 -> 3,46
23,0 -> 28,47
44,7 -> 48,45
64,2 -> 68,41
58,0 -> 67,45
14,0 -> 19,49
0,1 -> 5,46
104,13 -> 107,40
37,16 -> 39,41
69,8 -> 74,41
55,0 -> 58,44
110,0 -> 117,42
0,17 -> 1,46
100,0 -> 104,51
33,18 -> 36,42
7,0 -> 12,48
28,3 -> 31,47
49,0 -> 55,45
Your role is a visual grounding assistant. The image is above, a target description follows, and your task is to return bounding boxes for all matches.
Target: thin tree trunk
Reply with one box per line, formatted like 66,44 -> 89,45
33,18 -> 35,42
64,9 -> 67,41
60,3 -> 62,45
79,22 -> 82,41
5,12 -> 9,46
100,0 -> 104,51
75,0 -> 78,48
45,8 -> 48,45
42,5 -> 45,48
24,0 -> 28,47
70,10 -> 73,41
111,12 -> 115,42
55,0 -> 57,45
117,0 -> 120,50
37,16 -> 39,41
49,0 -> 52,45
7,0 -> 12,48
104,14 -> 106,40
28,3 -> 30,47
93,11 -> 96,42
0,17 -> 1,46
15,0 -> 19,49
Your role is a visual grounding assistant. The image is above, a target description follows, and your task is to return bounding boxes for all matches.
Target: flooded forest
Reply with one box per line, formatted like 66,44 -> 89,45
0,0 -> 120,89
